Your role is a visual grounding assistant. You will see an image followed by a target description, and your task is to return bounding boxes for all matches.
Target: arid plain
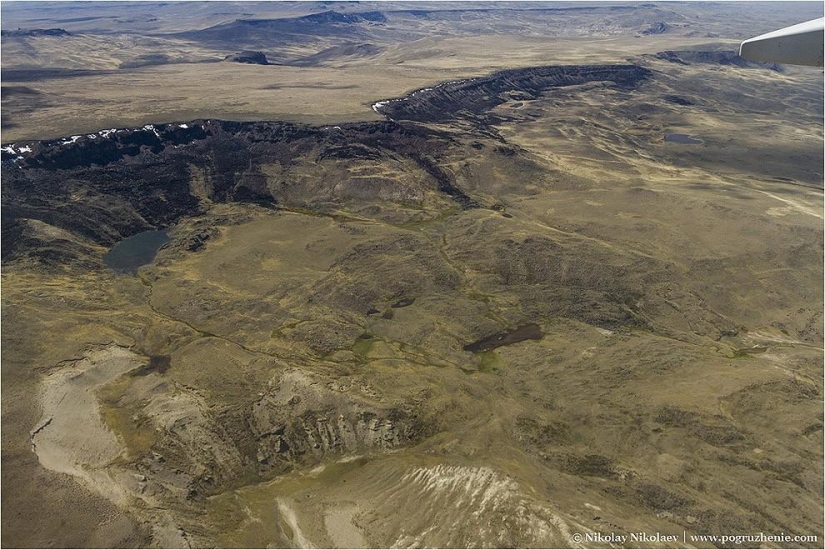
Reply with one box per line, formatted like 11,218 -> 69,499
2,2 -> 823,548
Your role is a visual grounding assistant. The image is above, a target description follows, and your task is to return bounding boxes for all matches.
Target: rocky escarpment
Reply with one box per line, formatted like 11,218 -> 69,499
655,49 -> 782,71
299,10 -> 387,24
1,119 -> 461,267
373,64 -> 651,123
2,63 -> 652,269
224,50 -> 270,65
110,364 -> 431,505
249,370 -> 428,472
1,28 -> 69,37
180,10 -> 387,48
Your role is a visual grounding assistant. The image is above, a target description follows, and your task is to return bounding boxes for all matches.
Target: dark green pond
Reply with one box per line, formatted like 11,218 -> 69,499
103,230 -> 170,274
463,323 -> 544,353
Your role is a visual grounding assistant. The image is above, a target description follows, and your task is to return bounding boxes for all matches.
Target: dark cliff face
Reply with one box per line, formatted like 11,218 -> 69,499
1,64 -> 651,268
2,124 -> 209,169
375,64 -> 652,123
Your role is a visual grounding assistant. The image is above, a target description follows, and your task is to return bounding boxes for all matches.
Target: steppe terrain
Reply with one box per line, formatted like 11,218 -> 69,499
1,1 -> 822,140
2,2 -> 823,548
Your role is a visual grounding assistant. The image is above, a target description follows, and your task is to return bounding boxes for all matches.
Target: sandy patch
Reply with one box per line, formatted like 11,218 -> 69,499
325,503 -> 368,548
31,345 -> 143,501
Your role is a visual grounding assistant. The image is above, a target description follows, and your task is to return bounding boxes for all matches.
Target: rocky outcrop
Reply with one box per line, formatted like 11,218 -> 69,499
663,94 -> 696,106
374,64 -> 652,123
249,370 -> 426,471
224,50 -> 269,65
299,10 -> 387,24
656,50 -> 782,71
641,21 -> 671,35
135,368 -> 438,498
1,28 -> 69,37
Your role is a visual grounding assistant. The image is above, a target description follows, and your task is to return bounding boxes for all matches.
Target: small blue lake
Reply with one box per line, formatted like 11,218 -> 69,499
103,230 -> 170,274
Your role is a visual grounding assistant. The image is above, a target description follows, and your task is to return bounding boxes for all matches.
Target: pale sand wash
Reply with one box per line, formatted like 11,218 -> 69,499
30,345 -> 193,547
324,504 -> 369,549
30,345 -> 142,512
32,346 -> 140,475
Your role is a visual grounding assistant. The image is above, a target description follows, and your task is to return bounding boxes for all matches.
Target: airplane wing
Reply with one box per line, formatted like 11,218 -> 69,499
739,17 -> 824,67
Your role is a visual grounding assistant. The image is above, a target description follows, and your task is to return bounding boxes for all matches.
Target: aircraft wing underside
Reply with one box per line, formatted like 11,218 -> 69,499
740,17 -> 824,67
